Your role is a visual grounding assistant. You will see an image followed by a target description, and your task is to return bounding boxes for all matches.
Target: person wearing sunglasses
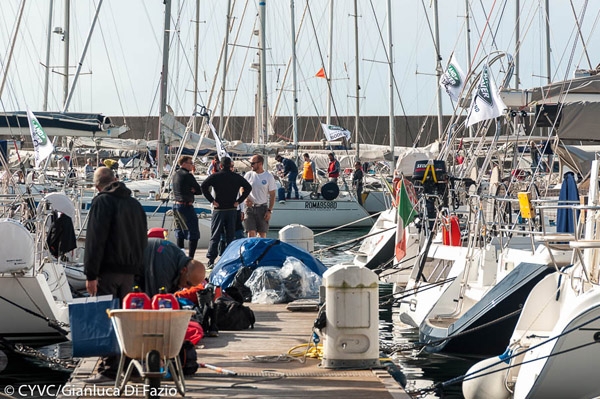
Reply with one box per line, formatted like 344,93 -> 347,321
243,155 -> 276,238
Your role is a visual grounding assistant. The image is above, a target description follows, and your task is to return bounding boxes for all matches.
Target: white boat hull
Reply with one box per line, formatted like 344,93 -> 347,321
270,196 -> 373,229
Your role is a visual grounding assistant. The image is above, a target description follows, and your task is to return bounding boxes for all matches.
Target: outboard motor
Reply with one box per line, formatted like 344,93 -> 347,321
412,160 -> 449,229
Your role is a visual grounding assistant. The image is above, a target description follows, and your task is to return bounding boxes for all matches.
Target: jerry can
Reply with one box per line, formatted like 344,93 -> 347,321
151,287 -> 180,310
123,286 -> 151,309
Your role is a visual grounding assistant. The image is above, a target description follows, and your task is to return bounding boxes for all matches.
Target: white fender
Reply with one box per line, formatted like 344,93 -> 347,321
462,356 -> 511,399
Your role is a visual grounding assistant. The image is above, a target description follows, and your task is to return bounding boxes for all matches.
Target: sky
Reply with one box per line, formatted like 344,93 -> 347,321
0,0 -> 599,121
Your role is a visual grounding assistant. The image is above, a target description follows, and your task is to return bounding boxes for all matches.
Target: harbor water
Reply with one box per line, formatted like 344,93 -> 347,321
0,227 -> 476,398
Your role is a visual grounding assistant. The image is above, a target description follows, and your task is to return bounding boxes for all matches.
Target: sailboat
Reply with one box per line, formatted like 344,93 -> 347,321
462,160 -> 600,399
0,197 -> 74,345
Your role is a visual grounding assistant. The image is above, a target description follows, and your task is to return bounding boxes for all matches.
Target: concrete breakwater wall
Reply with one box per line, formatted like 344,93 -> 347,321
112,115 -> 452,148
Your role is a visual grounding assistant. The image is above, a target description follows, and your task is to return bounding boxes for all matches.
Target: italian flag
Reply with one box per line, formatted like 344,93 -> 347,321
395,178 -> 417,261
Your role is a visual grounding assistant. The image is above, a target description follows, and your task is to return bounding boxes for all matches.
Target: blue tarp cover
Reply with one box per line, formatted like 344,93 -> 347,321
557,172 -> 579,234
209,238 -> 327,289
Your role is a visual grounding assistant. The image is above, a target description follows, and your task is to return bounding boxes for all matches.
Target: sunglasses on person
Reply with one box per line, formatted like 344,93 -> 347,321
250,161 -> 259,165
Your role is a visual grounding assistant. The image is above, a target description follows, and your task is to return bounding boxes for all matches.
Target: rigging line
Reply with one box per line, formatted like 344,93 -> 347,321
223,6 -> 254,141
270,2 -> 309,128
95,9 -> 127,120
305,1 -> 343,127
365,0 -> 413,142
205,0 -> 242,138
479,0 -> 508,53
439,318 -> 600,392
569,0 -> 592,70
464,0 -> 497,78
418,0 -> 440,65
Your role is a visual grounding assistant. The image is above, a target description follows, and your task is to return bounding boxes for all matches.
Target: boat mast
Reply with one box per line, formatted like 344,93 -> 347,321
259,1 -> 268,146
63,0 -> 104,112
433,0 -> 444,139
220,0 -> 232,137
158,0 -> 172,175
326,1 -> 334,125
514,0 -> 520,89
0,0 -> 26,100
545,0 -> 551,84
290,0 -> 299,159
353,0 -> 360,160
193,0 -> 200,133
43,0 -> 54,111
63,0 -> 70,108
465,0 -> 473,137
387,0 -> 394,160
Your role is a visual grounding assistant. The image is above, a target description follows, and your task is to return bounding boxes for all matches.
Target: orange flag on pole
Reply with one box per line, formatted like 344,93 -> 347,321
315,67 -> 326,78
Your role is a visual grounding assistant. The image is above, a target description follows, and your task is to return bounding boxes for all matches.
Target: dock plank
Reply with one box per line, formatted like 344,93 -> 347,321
65,303 -> 408,399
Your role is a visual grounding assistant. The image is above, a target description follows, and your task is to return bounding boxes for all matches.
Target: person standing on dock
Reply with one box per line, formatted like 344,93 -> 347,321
244,154 -> 276,238
201,156 -> 252,267
83,166 -> 147,384
172,155 -> 203,258
352,161 -> 364,206
275,154 -> 299,199
327,152 -> 340,184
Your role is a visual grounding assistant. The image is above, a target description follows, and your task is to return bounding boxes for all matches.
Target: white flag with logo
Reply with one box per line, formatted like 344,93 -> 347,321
465,63 -> 507,127
440,54 -> 466,102
27,109 -> 54,168
207,122 -> 230,160
321,123 -> 351,141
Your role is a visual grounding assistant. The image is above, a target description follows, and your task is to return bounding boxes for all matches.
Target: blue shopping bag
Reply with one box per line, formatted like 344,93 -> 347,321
69,295 -> 120,357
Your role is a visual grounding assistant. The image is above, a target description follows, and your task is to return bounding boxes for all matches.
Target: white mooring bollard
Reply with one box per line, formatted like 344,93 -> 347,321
321,263 -> 379,369
278,224 -> 314,252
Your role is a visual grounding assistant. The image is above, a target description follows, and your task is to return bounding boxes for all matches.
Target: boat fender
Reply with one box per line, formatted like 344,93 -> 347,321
462,356 -> 511,399
320,182 -> 339,201
442,215 -> 461,246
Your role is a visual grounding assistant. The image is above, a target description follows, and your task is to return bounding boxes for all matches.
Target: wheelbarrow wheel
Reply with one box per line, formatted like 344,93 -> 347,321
145,349 -> 161,399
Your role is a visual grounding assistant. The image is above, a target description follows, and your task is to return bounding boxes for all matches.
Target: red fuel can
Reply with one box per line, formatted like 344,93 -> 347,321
123,286 -> 151,309
151,287 -> 180,310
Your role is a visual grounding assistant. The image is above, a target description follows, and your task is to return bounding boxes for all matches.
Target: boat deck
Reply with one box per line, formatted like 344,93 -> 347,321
63,303 -> 408,399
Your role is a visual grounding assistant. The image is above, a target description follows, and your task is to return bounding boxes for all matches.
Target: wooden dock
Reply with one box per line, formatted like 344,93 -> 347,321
64,303 -> 409,398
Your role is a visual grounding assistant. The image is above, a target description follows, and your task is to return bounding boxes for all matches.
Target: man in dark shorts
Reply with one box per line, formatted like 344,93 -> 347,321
243,155 -> 276,238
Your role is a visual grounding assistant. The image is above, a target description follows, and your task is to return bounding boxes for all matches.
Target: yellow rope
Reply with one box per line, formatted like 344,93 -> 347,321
287,342 -> 323,360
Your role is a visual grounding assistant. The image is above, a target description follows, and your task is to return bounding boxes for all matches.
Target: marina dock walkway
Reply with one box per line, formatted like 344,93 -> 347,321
66,302 -> 409,398
62,247 -> 409,398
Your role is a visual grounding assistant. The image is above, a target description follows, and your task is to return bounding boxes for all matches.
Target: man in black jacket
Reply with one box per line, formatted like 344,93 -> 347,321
173,155 -> 203,258
84,166 -> 147,383
201,156 -> 252,267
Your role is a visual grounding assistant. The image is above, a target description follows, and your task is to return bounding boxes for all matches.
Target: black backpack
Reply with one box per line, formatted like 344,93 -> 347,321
46,212 -> 77,258
215,295 -> 255,331
178,340 -> 199,375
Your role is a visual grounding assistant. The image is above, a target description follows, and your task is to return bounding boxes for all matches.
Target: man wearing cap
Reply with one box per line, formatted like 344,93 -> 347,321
243,154 -> 276,238
275,154 -> 299,200
172,155 -> 203,258
200,156 -> 252,267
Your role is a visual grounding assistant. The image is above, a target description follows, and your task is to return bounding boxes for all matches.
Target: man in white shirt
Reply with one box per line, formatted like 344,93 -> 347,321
243,155 -> 276,238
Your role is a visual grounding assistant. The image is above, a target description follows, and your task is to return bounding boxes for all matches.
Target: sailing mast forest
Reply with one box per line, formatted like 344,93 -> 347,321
1,1 -> 599,147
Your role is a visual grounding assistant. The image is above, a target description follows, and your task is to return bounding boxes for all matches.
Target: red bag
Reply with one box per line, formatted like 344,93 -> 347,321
185,320 -> 204,345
